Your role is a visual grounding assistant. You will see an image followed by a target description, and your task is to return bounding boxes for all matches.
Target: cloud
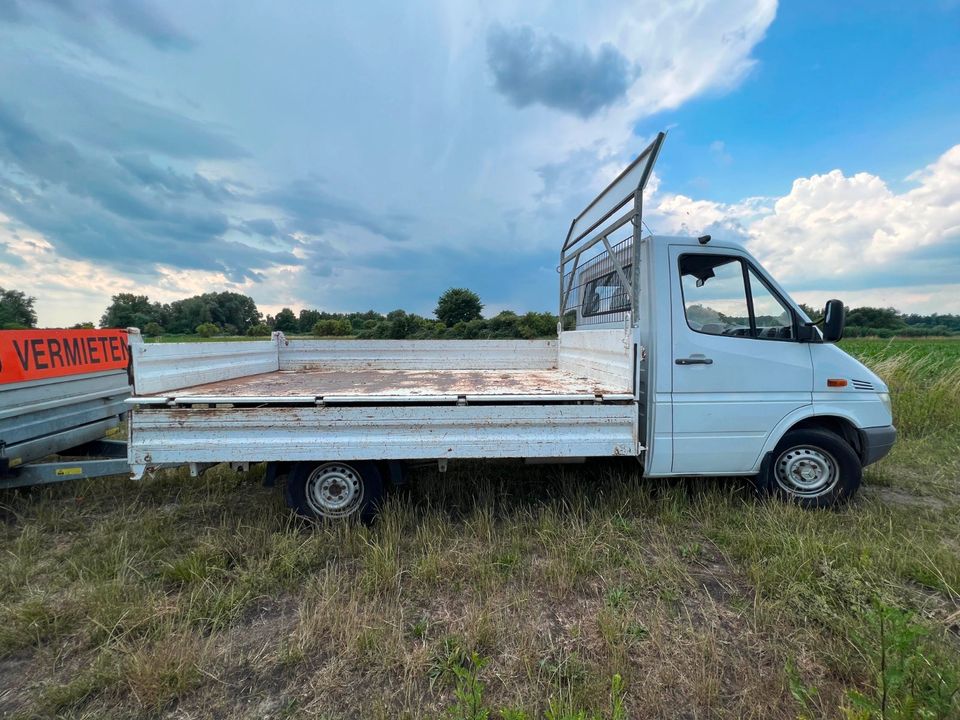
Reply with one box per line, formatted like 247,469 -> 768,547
241,218 -> 284,239
709,140 -> 733,166
486,24 -> 635,118
0,221 -> 301,325
0,0 -> 193,51
471,1 -> 776,257
103,0 -> 194,51
0,0 -> 21,22
114,153 -> 236,202
262,179 -> 414,244
649,143 -> 960,305
750,146 -> 960,282
0,102 -> 291,282
0,65 -> 246,160
0,71 -> 410,290
17,0 -> 949,326
0,1 -> 778,302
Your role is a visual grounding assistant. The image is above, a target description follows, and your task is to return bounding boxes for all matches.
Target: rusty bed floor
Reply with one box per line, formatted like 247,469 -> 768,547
157,368 -> 632,399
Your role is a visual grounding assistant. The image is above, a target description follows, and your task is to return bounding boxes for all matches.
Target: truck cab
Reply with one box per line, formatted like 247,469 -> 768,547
559,132 -> 896,506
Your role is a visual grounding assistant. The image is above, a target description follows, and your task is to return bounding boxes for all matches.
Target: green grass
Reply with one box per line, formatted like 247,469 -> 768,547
0,340 -> 957,718
842,336 -> 960,367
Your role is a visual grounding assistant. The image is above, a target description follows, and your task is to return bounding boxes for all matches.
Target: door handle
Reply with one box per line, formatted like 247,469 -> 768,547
675,357 -> 713,365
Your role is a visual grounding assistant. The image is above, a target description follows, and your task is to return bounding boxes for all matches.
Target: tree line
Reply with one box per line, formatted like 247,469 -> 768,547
798,304 -> 960,338
1,285 -> 958,339
95,287 -> 559,339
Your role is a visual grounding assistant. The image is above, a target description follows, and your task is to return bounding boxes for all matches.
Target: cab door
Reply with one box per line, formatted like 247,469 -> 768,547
669,245 -> 813,473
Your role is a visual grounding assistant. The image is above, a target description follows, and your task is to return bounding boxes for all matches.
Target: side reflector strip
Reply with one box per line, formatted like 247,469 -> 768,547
827,378 -> 848,387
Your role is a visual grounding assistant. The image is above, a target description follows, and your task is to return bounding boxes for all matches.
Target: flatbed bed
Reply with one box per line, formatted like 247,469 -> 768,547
125,332 -> 640,477
143,367 -> 632,403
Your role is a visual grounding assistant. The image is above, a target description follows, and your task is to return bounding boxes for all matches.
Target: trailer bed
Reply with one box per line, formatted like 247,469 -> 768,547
144,367 -> 632,403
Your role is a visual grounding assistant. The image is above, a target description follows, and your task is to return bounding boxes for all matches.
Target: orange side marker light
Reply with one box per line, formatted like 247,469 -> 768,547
827,378 -> 848,387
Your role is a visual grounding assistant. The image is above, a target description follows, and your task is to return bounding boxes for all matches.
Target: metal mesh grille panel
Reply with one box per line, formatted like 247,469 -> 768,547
561,234 -> 633,329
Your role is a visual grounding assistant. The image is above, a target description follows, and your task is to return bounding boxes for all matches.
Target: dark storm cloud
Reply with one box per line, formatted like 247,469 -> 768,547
0,0 -> 22,22
0,103 -> 224,225
241,218 -> 284,238
115,153 -> 235,202
486,24 -> 635,119
0,95 -> 408,283
0,18 -> 409,287
0,176 -> 288,283
299,238 -> 346,278
0,102 -> 292,281
11,69 -> 247,160
104,0 -> 194,51
35,0 -> 84,18
262,179 -> 414,243
0,0 -> 193,51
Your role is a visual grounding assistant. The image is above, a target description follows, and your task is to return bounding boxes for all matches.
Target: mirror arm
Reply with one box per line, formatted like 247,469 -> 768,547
796,319 -> 820,343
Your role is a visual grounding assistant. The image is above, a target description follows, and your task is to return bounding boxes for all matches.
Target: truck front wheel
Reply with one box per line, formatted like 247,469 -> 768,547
285,461 -> 384,522
758,428 -> 862,509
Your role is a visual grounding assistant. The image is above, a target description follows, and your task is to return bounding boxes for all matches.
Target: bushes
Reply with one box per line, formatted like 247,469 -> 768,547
351,311 -> 559,340
195,323 -> 220,338
246,323 -> 270,337
312,319 -> 353,337
846,325 -> 956,338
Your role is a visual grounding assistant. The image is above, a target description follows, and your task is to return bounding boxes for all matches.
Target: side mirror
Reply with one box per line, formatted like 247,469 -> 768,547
821,299 -> 846,342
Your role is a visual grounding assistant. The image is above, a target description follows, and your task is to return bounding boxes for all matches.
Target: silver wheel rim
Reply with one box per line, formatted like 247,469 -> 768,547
774,445 -> 839,498
305,463 -> 364,519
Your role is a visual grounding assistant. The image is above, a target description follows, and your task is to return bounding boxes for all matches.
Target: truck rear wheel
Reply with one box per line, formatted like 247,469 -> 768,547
285,461 -> 384,522
758,428 -> 862,509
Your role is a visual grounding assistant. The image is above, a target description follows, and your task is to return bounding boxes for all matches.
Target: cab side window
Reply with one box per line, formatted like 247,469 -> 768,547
679,255 -> 751,336
679,254 -> 796,340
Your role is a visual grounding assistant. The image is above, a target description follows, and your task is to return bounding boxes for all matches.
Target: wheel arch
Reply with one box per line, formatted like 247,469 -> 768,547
753,409 -> 864,472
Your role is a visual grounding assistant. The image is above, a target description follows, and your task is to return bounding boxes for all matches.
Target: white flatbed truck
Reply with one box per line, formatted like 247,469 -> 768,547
125,133 -> 896,520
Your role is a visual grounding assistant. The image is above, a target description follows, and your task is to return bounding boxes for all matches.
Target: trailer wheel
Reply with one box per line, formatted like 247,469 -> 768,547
285,461 -> 384,522
758,428 -> 861,509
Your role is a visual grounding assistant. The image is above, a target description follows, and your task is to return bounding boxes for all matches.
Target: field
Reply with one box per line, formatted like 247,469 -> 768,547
0,338 -> 958,718
842,336 -> 960,366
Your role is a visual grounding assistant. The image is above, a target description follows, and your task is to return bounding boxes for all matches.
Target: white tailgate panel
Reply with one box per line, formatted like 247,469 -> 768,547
131,340 -> 279,395
558,330 -> 632,391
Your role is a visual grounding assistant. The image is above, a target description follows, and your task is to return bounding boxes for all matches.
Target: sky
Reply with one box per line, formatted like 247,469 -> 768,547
0,0 -> 958,326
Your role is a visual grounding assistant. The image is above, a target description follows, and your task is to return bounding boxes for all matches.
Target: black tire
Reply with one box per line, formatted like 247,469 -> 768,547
757,428 -> 862,509
285,460 -> 384,522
